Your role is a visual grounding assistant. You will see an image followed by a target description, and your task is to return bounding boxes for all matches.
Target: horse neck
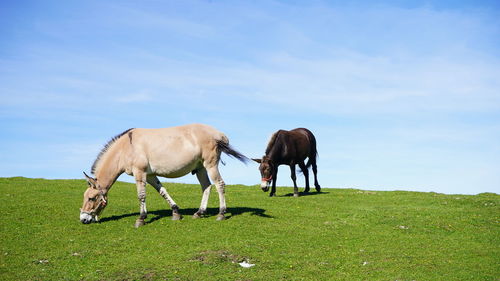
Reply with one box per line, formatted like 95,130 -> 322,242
94,144 -> 126,192
266,136 -> 283,162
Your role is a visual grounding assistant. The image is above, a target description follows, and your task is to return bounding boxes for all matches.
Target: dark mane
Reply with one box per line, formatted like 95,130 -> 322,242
91,128 -> 134,174
265,130 -> 286,158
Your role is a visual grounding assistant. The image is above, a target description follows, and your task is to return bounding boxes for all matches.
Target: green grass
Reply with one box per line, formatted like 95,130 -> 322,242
1,177 -> 498,280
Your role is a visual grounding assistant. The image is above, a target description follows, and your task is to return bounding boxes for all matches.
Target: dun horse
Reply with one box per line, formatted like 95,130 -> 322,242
253,128 -> 320,197
80,123 -> 248,227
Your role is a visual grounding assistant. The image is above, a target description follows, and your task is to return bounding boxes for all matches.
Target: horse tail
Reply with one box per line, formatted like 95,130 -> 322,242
216,136 -> 250,164
304,129 -> 318,169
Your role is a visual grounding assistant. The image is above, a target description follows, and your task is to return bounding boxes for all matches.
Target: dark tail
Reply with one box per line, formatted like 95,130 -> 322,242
216,139 -> 250,164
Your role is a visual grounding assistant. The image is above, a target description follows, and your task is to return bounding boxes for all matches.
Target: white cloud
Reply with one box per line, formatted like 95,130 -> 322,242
4,1 -> 498,116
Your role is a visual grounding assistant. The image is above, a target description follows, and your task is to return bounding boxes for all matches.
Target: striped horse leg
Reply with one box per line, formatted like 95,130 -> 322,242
193,168 -> 212,218
206,166 -> 226,221
146,175 -> 182,221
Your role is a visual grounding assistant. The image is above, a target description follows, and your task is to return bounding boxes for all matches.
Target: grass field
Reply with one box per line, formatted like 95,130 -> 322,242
0,177 -> 498,280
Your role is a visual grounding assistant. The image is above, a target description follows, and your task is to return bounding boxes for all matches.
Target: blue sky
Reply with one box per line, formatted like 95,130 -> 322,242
1,0 -> 499,195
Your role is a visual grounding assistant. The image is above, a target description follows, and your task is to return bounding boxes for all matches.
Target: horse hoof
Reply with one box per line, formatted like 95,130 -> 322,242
172,213 -> 183,221
293,193 -> 299,198
304,189 -> 310,193
269,193 -> 275,197
216,214 -> 226,221
134,219 -> 145,228
192,213 -> 202,219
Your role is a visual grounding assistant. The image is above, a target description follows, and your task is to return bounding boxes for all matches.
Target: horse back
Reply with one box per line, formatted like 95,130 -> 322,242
290,128 -> 318,166
267,128 -> 316,163
126,124 -> 225,176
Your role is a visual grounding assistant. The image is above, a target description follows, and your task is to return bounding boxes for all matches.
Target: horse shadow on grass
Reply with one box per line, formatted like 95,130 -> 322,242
100,206 -> 272,224
281,191 -> 330,197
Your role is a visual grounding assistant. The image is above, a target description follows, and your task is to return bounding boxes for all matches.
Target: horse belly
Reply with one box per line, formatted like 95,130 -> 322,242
147,154 -> 200,178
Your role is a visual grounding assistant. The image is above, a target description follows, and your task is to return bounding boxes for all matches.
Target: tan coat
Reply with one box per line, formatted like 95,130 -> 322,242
81,124 -> 248,227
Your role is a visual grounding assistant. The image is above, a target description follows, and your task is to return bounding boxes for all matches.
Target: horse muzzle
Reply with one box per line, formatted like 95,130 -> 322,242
80,211 -> 98,224
261,181 -> 270,192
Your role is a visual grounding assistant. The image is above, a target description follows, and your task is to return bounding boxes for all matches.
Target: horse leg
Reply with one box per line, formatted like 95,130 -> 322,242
312,161 -> 321,192
193,168 -> 212,219
290,164 -> 299,197
270,170 -> 277,197
146,175 -> 182,221
134,172 -> 148,228
299,161 -> 310,193
206,166 -> 227,221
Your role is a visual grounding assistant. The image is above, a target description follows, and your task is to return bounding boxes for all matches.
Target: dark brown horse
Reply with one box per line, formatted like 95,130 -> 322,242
252,128 -> 320,197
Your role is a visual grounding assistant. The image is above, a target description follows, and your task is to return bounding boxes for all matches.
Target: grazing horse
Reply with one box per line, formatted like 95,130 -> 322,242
80,123 -> 248,228
252,128 -> 320,197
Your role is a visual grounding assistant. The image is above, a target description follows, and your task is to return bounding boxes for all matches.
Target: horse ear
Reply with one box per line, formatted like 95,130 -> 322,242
252,158 -> 262,164
83,172 -> 97,189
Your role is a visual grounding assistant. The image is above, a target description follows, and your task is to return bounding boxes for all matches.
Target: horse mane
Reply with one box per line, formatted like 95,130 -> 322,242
91,128 -> 134,174
265,130 -> 286,158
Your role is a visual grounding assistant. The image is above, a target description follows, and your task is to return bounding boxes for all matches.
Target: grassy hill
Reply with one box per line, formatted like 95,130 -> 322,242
0,177 -> 498,280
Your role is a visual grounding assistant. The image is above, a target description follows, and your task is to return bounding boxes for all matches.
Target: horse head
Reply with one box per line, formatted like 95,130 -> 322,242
252,156 -> 274,192
80,172 -> 108,224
